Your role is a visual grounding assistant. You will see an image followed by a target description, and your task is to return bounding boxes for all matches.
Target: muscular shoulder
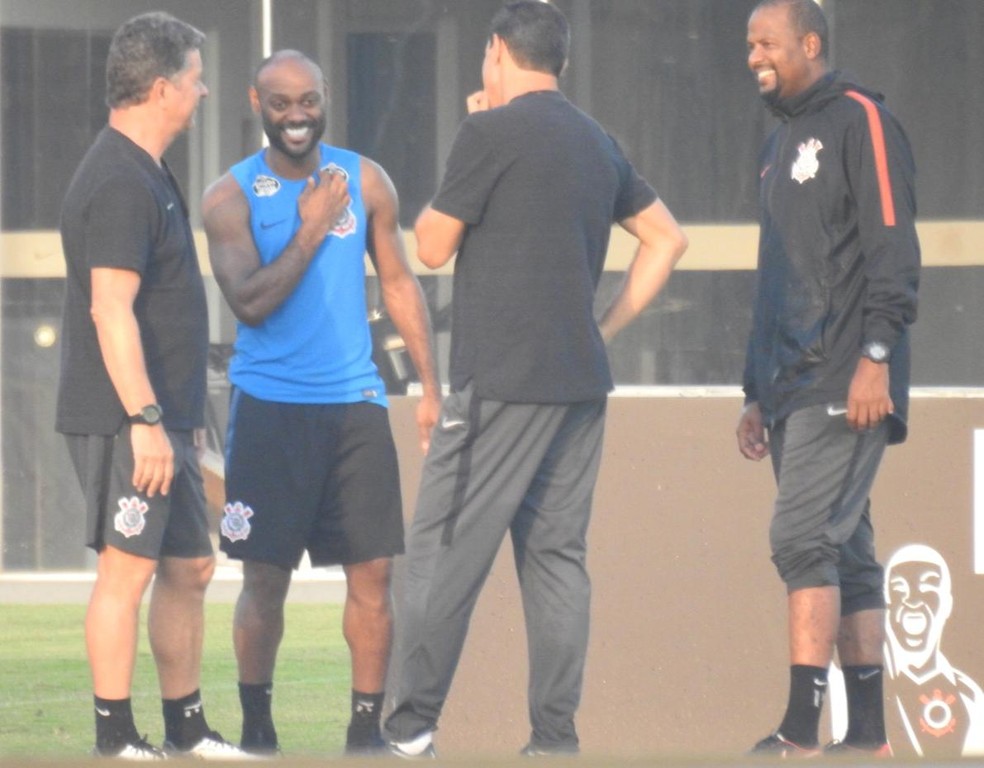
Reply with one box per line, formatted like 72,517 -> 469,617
359,156 -> 398,216
202,172 -> 245,213
201,172 -> 249,233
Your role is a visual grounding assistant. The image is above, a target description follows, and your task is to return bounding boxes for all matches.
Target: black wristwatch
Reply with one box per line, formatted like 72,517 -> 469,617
861,341 -> 890,363
129,404 -> 163,425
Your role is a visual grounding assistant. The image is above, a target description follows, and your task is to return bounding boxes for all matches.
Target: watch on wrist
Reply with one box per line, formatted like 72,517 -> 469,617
861,341 -> 890,363
129,404 -> 163,426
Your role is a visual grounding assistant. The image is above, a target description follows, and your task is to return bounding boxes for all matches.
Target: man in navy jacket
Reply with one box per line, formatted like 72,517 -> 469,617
738,0 -> 919,756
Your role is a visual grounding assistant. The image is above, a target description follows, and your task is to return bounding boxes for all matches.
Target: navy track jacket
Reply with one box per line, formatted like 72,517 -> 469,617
743,71 -> 920,444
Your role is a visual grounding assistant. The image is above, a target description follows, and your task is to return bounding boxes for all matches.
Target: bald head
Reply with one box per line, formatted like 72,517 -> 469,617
254,49 -> 324,91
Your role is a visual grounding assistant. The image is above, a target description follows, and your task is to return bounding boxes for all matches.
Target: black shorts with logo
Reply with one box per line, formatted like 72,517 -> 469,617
220,389 -> 404,569
65,425 -> 213,559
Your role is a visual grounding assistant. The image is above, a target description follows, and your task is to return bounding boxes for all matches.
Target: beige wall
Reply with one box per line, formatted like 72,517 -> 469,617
3,220 -> 983,277
385,394 -> 984,758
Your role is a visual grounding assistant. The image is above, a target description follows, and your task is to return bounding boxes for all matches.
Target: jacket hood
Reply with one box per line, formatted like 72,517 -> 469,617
766,70 -> 884,120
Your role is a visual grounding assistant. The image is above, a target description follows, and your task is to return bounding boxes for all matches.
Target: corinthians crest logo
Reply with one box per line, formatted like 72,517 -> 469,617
114,496 -> 149,538
791,138 -> 823,184
221,501 -> 254,542
321,162 -> 358,238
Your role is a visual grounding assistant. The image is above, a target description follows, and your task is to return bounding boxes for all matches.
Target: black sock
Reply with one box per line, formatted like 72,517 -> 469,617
239,682 -> 277,750
94,696 -> 140,752
162,689 -> 209,749
346,690 -> 385,748
778,665 -> 827,747
842,665 -> 886,746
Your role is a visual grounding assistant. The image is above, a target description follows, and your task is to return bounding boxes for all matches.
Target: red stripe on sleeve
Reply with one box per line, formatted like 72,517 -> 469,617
846,90 -> 896,227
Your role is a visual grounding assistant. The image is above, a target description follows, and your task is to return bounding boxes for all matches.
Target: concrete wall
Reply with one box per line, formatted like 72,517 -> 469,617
384,394 -> 984,758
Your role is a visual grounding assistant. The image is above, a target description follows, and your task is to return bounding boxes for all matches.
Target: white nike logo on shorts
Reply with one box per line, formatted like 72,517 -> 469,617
441,417 -> 467,429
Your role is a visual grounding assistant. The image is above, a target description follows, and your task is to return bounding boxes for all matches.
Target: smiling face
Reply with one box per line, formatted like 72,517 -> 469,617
251,54 -> 327,172
746,3 -> 822,101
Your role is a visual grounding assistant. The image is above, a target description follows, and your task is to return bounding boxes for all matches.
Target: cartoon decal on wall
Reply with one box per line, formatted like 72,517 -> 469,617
829,543 -> 984,756
882,544 -> 984,756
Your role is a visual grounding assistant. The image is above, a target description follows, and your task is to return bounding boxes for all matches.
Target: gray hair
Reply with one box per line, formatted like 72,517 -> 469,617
105,12 -> 205,109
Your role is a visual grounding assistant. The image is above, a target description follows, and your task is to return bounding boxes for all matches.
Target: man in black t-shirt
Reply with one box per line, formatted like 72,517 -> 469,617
384,1 -> 689,757
57,12 -> 245,760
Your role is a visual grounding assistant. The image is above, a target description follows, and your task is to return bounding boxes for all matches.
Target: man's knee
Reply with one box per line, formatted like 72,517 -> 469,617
344,558 -> 393,612
96,545 -> 158,598
241,561 -> 292,609
839,566 -> 885,616
158,554 -> 215,594
769,534 -> 840,591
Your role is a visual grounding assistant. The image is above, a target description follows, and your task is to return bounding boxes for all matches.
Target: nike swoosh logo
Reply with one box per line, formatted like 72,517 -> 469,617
813,678 -> 828,687
95,707 -> 111,717
441,417 -> 467,429
826,405 -> 847,416
858,669 -> 881,680
260,219 -> 287,230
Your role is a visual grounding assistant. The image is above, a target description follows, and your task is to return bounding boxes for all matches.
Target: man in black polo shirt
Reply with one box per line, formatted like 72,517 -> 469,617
57,12 -> 244,759
384,1 -> 688,757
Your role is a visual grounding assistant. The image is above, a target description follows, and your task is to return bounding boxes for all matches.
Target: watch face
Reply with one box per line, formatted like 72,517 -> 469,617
139,405 -> 162,424
865,342 -> 889,362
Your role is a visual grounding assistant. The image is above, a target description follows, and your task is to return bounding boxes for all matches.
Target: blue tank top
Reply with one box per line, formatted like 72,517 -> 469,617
228,144 -> 386,405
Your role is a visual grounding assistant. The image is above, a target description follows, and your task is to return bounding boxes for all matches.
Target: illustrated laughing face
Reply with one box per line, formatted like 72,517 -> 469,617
885,545 -> 953,667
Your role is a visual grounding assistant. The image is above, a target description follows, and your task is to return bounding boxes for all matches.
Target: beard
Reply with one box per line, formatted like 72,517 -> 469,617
261,111 -> 327,159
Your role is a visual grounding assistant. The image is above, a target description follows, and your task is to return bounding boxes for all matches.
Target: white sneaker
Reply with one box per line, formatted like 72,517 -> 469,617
388,730 -> 437,759
92,736 -> 167,760
164,732 -> 261,760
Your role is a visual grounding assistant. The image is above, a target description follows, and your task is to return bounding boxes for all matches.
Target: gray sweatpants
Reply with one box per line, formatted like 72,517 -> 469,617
768,403 -> 889,614
385,384 -> 606,751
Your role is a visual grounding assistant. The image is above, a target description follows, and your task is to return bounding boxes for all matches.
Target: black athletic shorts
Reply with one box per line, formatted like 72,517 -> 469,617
220,389 -> 404,568
64,425 -> 213,559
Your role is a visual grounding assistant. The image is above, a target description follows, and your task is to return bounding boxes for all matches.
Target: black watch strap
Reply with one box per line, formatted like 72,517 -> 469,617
129,404 -> 163,425
861,341 -> 890,363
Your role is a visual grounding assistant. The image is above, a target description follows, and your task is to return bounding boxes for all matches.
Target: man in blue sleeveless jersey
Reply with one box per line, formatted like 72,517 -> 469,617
202,49 -> 440,755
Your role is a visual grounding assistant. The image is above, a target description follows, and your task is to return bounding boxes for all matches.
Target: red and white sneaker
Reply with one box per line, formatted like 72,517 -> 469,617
824,740 -> 893,758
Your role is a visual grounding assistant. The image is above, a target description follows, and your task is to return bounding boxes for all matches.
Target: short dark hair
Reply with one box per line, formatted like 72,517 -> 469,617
753,0 -> 829,60
105,12 -> 205,109
489,1 -> 569,78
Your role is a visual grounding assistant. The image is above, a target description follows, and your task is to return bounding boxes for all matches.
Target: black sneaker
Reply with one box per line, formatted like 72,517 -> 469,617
749,731 -> 821,758
345,721 -> 387,756
240,742 -> 282,757
92,735 -> 167,760
241,723 -> 281,756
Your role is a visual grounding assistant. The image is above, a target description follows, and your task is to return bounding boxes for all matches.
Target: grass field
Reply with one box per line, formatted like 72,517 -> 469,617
0,603 -> 352,759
